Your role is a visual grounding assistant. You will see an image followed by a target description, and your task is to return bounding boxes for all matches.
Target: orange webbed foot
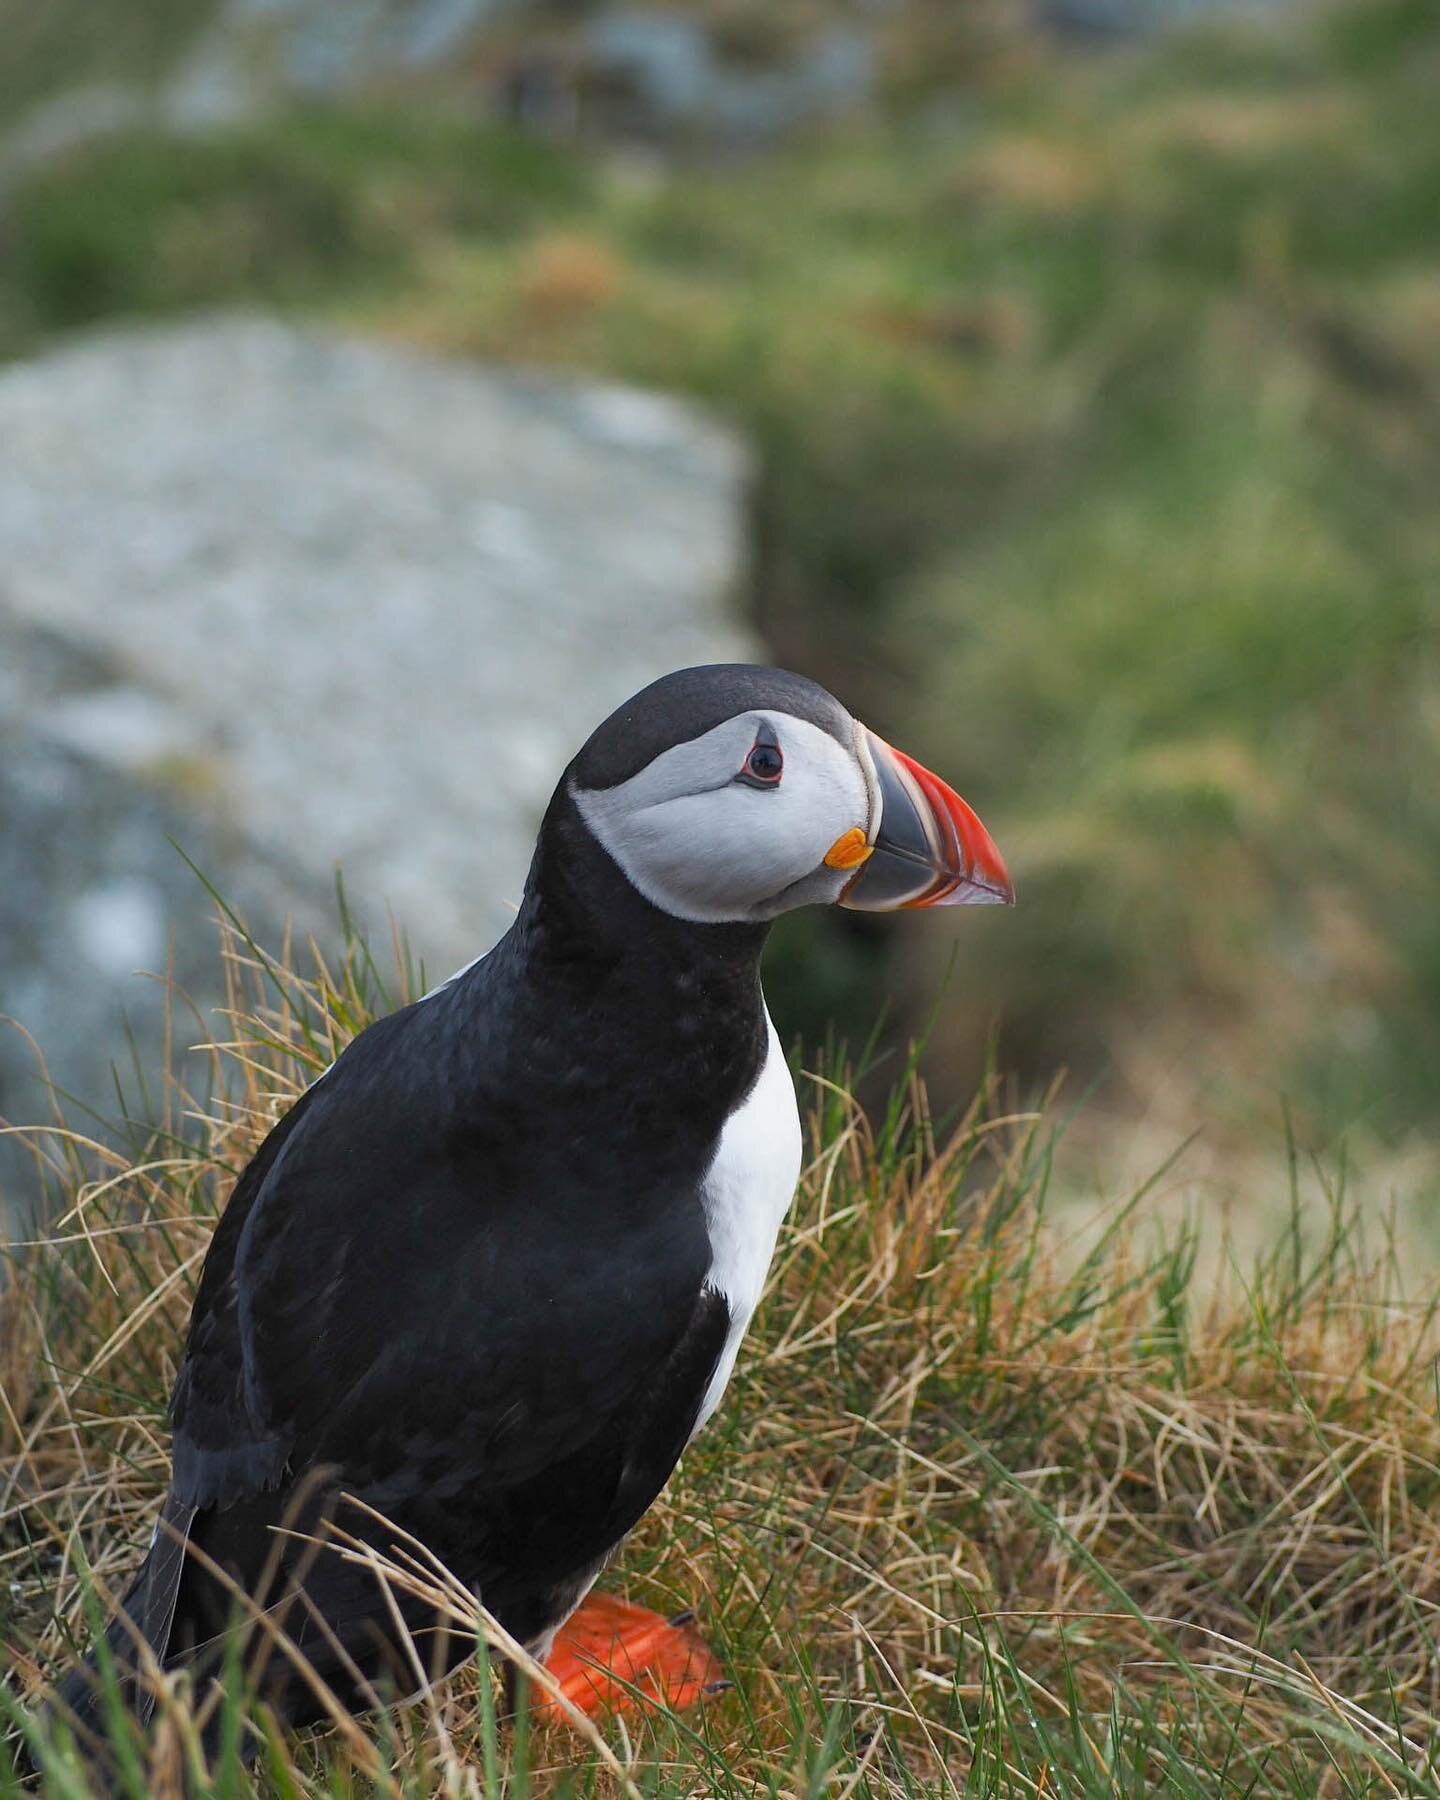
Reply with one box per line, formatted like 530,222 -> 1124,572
535,1591 -> 725,1724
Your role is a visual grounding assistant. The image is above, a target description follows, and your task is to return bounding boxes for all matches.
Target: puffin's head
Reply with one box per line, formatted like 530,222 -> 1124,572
568,665 -> 1013,926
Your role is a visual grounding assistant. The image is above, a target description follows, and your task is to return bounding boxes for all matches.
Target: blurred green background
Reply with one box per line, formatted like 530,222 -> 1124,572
4,0 -> 1437,1200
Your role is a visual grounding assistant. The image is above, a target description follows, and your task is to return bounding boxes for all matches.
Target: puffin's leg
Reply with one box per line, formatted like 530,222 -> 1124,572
535,1591 -> 724,1723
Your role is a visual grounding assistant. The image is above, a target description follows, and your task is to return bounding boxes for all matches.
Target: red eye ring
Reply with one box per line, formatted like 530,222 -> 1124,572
737,739 -> 783,787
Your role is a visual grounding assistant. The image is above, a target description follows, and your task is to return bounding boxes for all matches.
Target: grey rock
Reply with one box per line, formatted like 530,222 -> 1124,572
1039,0 -> 1298,39
0,83 -> 155,188
0,1 -> 880,186
579,11 -> 874,145
586,13 -> 714,124
165,0 -> 511,127
0,0 -> 511,170
0,622 -> 316,1197
0,315 -> 754,1202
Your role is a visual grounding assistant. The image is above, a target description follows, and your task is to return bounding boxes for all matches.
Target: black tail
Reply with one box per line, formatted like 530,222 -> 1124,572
43,1483 -> 480,1788
45,1494 -> 196,1782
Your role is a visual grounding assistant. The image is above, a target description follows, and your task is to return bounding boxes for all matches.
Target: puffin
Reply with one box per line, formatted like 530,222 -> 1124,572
51,664 -> 1012,1765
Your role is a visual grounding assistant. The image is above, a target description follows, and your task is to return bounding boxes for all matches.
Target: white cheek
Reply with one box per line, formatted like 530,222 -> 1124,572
573,710 -> 870,923
629,787 -> 813,914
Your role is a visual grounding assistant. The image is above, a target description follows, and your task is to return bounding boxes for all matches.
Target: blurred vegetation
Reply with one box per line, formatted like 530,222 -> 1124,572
1,0 -> 1437,1154
0,0 -> 210,135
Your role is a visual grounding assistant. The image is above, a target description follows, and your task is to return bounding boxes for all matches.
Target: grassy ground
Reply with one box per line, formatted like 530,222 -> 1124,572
4,919 -> 1440,1796
3,2 -> 1439,1165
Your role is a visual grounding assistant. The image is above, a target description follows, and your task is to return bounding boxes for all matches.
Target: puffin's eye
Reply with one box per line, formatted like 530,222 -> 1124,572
737,740 -> 783,788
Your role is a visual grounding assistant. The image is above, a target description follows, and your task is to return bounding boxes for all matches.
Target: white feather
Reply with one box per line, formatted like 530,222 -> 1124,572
420,945 -> 490,1001
694,1011 -> 802,1433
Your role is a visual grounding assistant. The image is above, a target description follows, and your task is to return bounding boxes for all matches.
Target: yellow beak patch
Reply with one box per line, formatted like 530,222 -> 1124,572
823,827 -> 874,871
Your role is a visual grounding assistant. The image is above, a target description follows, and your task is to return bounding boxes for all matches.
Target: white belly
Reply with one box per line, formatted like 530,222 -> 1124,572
693,1010 -> 802,1433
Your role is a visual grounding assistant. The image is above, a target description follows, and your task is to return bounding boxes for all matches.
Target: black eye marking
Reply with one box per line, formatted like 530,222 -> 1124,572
736,726 -> 783,789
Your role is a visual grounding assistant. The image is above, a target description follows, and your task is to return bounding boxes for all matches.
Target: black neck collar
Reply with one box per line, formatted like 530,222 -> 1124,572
440,785 -> 773,1147
514,784 -> 771,988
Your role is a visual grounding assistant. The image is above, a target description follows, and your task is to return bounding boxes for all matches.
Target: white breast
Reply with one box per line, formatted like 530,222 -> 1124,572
693,1010 -> 802,1434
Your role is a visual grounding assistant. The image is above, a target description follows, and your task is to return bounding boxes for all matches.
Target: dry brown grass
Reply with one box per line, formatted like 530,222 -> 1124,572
3,921 -> 1440,1795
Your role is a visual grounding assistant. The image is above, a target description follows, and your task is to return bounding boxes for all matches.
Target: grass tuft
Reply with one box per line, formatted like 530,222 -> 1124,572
3,918 -> 1440,1795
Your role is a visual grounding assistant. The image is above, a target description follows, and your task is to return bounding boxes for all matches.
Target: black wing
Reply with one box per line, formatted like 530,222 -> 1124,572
170,994 -> 721,1533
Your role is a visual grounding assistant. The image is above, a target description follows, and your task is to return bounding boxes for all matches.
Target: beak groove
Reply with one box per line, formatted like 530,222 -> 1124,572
839,729 -> 1014,913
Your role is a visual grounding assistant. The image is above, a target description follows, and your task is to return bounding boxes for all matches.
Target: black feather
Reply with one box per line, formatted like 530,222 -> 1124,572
53,765 -> 772,1738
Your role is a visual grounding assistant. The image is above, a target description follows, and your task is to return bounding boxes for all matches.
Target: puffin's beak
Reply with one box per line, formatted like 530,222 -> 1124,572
838,729 -> 1015,912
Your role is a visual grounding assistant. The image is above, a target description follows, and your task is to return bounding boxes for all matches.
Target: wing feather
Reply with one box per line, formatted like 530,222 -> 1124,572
169,997 -> 718,1530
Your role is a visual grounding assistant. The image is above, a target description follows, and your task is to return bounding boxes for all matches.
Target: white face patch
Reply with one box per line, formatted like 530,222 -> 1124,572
572,709 -> 873,924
